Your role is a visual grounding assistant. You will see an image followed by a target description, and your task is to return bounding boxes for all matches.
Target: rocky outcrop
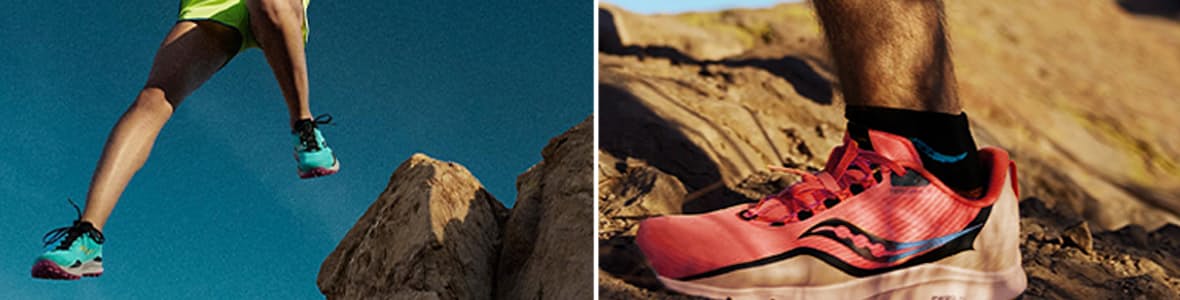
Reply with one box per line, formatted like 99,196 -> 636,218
598,151 -> 688,239
1020,198 -> 1180,299
318,117 -> 593,300
599,1 -> 1180,298
317,154 -> 508,300
496,117 -> 594,300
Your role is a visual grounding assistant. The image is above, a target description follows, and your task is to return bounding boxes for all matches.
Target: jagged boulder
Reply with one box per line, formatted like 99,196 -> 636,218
496,117 -> 594,300
317,154 -> 509,300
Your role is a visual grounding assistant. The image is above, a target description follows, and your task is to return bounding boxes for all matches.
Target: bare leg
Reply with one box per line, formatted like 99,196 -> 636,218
813,0 -> 959,113
814,1 -> 985,195
247,0 -> 313,126
81,22 -> 240,230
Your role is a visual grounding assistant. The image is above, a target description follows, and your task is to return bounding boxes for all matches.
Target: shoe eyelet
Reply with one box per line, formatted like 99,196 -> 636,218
797,210 -> 813,221
823,198 -> 840,208
849,184 -> 865,195
738,210 -> 757,221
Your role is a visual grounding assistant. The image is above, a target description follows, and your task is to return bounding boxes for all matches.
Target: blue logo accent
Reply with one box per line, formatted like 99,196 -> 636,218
909,138 -> 967,163
885,223 -> 982,262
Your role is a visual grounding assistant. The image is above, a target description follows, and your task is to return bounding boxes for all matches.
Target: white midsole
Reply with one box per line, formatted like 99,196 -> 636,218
58,260 -> 103,276
658,256 -> 1026,300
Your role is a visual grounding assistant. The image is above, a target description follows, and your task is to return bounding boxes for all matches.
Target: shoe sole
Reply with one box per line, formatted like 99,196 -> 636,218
299,160 -> 340,179
657,256 -> 1026,300
31,259 -> 103,280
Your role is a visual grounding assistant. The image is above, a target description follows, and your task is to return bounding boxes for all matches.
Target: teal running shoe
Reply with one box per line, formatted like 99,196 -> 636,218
32,199 -> 105,280
294,114 -> 339,179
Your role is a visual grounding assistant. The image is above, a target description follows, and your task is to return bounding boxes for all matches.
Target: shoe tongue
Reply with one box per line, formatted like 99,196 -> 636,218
292,119 -> 317,134
860,129 -> 924,167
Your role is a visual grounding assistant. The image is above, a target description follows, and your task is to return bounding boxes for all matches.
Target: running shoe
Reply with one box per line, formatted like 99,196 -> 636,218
32,199 -> 105,280
635,129 -> 1026,299
294,114 -> 340,179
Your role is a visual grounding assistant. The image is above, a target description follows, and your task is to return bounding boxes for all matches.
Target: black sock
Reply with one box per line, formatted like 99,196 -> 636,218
845,106 -> 985,197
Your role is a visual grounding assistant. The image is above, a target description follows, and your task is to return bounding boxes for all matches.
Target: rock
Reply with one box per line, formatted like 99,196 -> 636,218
317,154 -> 508,300
598,152 -> 688,232
1063,221 -> 1094,253
495,117 -> 594,300
318,117 -> 594,300
597,4 -> 754,60
600,54 -> 840,213
1116,224 -> 1152,249
599,8 -> 625,54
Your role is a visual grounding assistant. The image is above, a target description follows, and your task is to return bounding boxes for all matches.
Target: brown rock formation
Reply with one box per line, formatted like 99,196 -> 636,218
496,117 -> 594,299
599,1 -> 1180,298
317,154 -> 508,300
1019,198 -> 1180,299
317,117 -> 593,300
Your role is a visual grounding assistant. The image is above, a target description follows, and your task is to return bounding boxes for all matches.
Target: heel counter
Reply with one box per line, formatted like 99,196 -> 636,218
975,165 -> 1023,269
945,162 -> 1023,271
1009,161 -> 1020,199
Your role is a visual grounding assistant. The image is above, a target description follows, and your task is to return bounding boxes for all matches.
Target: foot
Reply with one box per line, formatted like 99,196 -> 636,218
32,200 -> 105,280
635,130 -> 1026,299
293,114 -> 339,179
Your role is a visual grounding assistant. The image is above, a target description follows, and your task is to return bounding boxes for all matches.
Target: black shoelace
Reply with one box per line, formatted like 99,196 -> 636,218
42,198 -> 104,250
295,114 -> 333,151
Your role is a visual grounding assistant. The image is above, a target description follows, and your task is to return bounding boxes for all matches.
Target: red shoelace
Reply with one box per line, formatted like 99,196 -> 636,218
741,138 -> 904,224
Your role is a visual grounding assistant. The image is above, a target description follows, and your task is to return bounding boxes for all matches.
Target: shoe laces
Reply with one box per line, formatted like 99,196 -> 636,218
42,198 -> 104,250
295,114 -> 333,151
741,138 -> 904,224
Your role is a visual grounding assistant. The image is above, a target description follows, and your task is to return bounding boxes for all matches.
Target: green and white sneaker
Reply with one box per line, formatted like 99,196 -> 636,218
32,200 -> 104,280
294,114 -> 340,179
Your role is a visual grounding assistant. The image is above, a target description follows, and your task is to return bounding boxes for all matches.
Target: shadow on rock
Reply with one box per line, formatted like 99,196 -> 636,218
603,45 -> 833,105
598,235 -> 665,291
598,9 -> 833,105
599,84 -> 755,213
1118,0 -> 1180,19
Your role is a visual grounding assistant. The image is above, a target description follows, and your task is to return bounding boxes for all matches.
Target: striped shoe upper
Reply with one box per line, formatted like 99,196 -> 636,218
636,130 -> 1011,281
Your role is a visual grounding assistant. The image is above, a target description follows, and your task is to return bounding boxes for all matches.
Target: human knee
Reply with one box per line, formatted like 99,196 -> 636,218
132,87 -> 178,116
249,0 -> 304,25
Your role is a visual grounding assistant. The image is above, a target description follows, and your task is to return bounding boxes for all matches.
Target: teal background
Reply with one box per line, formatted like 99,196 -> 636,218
0,0 -> 589,298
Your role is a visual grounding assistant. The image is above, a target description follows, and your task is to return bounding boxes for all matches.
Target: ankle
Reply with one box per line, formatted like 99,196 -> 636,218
845,106 -> 986,193
292,118 -> 315,132
79,219 -> 103,232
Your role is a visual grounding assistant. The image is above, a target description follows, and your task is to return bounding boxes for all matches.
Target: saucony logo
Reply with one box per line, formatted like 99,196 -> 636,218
78,245 -> 95,256
800,219 -> 982,263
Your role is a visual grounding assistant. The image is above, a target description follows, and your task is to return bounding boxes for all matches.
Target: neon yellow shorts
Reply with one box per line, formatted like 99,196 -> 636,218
178,0 -> 310,52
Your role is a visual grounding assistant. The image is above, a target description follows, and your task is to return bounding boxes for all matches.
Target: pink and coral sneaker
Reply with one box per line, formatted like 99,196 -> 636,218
636,129 -> 1027,299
